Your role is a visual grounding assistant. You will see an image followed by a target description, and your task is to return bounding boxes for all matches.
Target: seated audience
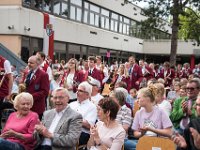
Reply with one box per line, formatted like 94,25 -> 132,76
110,89 -> 132,133
0,92 -> 39,150
172,95 -> 200,150
154,83 -> 172,116
88,76 -> 103,106
70,81 -> 97,146
124,86 -> 173,150
170,79 -> 199,134
87,97 -> 126,150
34,87 -> 83,150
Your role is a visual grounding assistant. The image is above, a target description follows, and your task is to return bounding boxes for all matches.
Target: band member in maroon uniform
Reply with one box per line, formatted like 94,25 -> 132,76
128,56 -> 143,90
0,56 -> 13,128
160,61 -> 175,87
65,58 -> 85,103
87,56 -> 102,84
25,56 -> 49,119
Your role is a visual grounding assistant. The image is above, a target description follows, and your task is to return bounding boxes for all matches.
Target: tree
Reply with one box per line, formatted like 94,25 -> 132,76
125,0 -> 200,66
179,8 -> 200,46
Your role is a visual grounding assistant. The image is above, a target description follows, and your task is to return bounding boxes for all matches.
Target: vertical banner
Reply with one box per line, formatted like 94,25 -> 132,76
43,13 -> 54,60
190,54 -> 195,69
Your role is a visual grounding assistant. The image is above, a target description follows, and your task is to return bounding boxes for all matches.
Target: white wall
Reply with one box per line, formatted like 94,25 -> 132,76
143,40 -> 200,55
0,6 -> 143,53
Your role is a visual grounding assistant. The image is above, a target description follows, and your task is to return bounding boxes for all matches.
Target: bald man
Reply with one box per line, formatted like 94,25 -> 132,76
25,56 -> 49,119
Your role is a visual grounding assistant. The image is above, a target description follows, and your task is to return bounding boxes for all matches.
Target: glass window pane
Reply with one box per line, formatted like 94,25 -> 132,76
90,13 -> 95,25
119,23 -> 123,33
43,0 -> 52,12
90,4 -> 100,13
84,2 -> 89,9
101,16 -> 105,28
105,18 -> 109,29
114,21 -> 118,32
70,6 -> 76,20
77,8 -> 82,21
71,0 -> 82,6
111,13 -> 118,19
84,10 -> 88,23
101,9 -> 109,16
127,25 -> 130,35
124,18 -> 130,24
111,20 -> 114,31
61,3 -> 68,17
123,24 -> 126,34
53,2 -> 60,15
95,14 -> 99,26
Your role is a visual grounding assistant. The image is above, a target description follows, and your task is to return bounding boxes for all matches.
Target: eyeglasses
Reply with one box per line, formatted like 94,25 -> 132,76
53,96 -> 65,100
77,89 -> 88,93
186,87 -> 199,91
69,62 -> 75,64
195,103 -> 200,107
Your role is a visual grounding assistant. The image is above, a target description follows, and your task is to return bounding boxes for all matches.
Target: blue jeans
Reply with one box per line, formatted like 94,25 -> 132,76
0,138 -> 24,150
124,138 -> 138,150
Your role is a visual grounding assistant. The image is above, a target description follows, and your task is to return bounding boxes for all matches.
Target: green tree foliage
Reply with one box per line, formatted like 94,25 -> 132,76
179,9 -> 200,46
125,0 -> 200,66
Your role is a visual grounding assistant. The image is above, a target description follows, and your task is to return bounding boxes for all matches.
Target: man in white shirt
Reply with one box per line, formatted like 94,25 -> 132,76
88,76 -> 103,106
70,81 -> 97,146
34,87 -> 82,150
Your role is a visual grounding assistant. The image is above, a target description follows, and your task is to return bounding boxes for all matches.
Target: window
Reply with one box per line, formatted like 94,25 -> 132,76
61,1 -> 68,17
83,2 -> 89,23
89,4 -> 100,27
100,8 -> 109,29
123,17 -> 130,35
111,13 -> 118,32
43,0 -> 52,12
70,0 -> 82,22
53,1 -> 61,15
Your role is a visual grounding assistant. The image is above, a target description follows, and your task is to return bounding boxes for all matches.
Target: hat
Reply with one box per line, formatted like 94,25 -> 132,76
87,76 -> 101,88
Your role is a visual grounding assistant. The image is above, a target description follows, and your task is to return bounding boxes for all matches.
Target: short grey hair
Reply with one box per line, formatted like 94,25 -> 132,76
13,92 -> 34,110
52,87 -> 69,99
79,81 -> 92,97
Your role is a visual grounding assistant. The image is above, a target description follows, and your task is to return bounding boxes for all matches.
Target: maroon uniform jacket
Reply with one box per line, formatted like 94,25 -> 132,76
114,74 -> 131,91
26,68 -> 49,115
0,56 -> 10,99
160,68 -> 175,87
87,68 -> 102,84
130,64 -> 143,90
66,70 -> 86,92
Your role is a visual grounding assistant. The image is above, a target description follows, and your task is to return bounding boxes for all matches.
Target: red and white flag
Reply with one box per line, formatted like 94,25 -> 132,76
43,13 -> 54,60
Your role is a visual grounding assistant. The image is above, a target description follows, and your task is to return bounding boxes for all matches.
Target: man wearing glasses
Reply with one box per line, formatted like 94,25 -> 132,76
70,81 -> 97,148
170,79 -> 200,135
172,94 -> 200,150
34,87 -> 82,150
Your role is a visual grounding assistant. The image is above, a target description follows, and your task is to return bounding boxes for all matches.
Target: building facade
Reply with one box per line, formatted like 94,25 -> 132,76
0,0 -> 199,65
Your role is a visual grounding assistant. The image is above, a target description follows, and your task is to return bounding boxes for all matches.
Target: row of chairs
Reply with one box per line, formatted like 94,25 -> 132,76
76,136 -> 175,150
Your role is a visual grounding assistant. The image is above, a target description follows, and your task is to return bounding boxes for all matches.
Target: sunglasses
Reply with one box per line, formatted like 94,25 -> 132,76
186,87 -> 199,91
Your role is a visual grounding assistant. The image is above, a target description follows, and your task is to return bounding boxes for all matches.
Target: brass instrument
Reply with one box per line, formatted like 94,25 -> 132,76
8,84 -> 26,103
0,70 -> 5,88
18,83 -> 26,93
9,93 -> 17,104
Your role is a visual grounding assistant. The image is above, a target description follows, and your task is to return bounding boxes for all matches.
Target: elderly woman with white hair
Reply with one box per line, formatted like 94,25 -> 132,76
0,92 -> 39,150
70,81 -> 98,147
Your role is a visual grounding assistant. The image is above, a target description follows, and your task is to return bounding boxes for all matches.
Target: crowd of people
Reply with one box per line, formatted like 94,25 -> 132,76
0,53 -> 200,150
